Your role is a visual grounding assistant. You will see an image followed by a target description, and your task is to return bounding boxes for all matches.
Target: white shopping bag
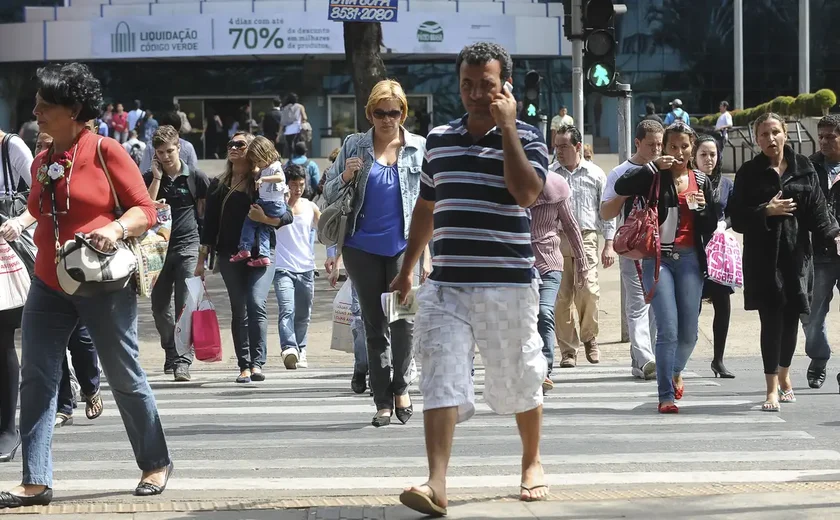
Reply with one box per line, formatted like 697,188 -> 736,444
175,276 -> 205,357
330,280 -> 354,353
0,238 -> 30,312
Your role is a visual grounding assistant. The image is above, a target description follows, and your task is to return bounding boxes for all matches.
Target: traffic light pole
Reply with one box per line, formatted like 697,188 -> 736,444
616,82 -> 632,343
571,0 -> 584,136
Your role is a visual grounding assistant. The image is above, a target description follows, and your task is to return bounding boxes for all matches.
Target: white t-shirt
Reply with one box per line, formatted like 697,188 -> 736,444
602,159 -> 643,225
0,134 -> 33,196
274,200 -> 316,273
715,111 -> 733,131
258,161 -> 288,202
123,137 -> 146,154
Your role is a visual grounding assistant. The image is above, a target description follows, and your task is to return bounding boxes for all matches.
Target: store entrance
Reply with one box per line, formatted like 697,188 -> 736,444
173,96 -> 275,159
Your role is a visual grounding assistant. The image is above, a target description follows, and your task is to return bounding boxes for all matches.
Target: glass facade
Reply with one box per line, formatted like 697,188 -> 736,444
3,0 -> 838,153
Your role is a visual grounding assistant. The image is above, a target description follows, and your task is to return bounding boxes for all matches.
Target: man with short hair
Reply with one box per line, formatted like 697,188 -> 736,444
144,125 -> 210,381
664,98 -> 690,126
802,114 -> 840,389
600,119 -> 664,380
391,42 -> 550,515
550,105 -> 574,150
552,124 -> 616,368
139,112 -> 198,173
263,98 -> 284,151
715,100 -> 733,150
127,99 -> 145,133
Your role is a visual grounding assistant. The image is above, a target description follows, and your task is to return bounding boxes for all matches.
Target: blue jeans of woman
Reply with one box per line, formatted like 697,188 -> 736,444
273,269 -> 315,353
643,247 -> 704,402
57,325 -> 99,416
218,254 -> 275,370
538,271 -> 563,377
20,278 -> 170,487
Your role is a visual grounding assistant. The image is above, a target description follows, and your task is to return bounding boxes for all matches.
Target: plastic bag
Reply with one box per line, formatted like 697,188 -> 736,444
330,280 -> 354,353
0,238 -> 30,311
193,292 -> 222,363
705,230 -> 743,288
175,276 -> 205,357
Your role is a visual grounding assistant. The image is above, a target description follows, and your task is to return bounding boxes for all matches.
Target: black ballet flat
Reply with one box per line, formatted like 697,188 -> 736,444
0,433 -> 20,463
134,461 -> 174,496
0,487 -> 53,509
371,411 -> 392,428
395,405 -> 414,425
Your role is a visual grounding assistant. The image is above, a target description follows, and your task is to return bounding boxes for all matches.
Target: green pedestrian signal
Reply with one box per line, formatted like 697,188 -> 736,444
527,104 -> 537,117
587,62 -> 614,90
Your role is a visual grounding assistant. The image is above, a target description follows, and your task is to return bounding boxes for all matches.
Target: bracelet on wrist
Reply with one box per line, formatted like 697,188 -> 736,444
114,219 -> 128,241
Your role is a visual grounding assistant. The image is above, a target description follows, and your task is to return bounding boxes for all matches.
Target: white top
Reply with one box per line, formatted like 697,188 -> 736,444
282,104 -> 303,135
274,201 -> 316,273
715,111 -> 733,131
550,114 -> 575,131
127,109 -> 145,132
258,161 -> 288,202
0,134 -> 33,196
123,137 -> 146,154
601,159 -> 643,225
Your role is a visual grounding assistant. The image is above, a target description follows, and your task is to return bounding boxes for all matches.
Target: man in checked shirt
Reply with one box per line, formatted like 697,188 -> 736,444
551,124 -> 617,368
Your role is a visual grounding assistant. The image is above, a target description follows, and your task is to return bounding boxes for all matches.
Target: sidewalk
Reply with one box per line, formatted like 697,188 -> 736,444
5,488 -> 840,519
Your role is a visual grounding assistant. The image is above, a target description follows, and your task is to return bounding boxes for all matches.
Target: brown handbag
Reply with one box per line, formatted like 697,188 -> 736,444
613,169 -> 660,303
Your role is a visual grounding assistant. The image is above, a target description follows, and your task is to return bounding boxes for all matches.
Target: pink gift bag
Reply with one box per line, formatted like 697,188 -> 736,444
192,288 -> 222,363
705,231 -> 743,288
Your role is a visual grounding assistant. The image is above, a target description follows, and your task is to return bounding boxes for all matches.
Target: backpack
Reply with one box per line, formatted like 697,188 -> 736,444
129,143 -> 143,166
279,104 -> 299,127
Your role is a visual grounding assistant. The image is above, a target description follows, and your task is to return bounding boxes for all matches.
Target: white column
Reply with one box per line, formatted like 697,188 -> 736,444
798,0 -> 810,94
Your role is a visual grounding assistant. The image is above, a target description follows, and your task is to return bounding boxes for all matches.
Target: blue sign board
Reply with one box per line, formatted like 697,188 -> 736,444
328,0 -> 399,23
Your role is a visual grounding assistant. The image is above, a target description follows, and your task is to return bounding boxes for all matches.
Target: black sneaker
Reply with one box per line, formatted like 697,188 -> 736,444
173,365 -> 191,382
164,363 -> 174,375
351,371 -> 367,394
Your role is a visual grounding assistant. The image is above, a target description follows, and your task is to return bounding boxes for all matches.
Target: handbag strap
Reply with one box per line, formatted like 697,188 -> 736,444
634,169 -> 661,304
96,138 -> 124,217
1,134 -> 15,197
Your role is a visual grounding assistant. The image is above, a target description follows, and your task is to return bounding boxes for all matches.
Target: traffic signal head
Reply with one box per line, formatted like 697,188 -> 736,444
583,0 -> 618,92
520,70 -> 541,125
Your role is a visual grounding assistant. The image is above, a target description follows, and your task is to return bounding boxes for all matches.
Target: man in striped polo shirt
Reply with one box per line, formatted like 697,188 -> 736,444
391,43 -> 550,516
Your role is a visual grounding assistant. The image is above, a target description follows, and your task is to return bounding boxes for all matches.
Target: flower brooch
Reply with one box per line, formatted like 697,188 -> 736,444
37,150 -> 73,186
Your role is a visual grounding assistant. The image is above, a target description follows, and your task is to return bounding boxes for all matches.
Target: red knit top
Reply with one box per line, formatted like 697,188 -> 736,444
28,130 -> 156,292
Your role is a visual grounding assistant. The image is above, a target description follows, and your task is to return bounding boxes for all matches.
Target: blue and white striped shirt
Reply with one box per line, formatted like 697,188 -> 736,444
420,115 -> 549,286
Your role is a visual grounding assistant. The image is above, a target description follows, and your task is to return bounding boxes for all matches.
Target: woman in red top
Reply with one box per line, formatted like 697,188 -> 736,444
0,63 -> 172,509
111,102 -> 129,144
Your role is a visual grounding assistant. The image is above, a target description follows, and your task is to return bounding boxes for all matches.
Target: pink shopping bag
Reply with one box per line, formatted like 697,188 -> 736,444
705,230 -> 743,288
192,288 -> 222,363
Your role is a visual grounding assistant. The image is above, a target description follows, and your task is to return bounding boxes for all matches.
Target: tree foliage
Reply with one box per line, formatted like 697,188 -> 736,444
343,22 -> 387,133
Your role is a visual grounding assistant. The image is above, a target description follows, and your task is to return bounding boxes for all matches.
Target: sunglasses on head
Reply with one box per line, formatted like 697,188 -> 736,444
372,109 -> 402,120
227,140 -> 247,150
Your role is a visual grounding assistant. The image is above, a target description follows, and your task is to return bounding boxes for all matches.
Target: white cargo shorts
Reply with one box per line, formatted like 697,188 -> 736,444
413,280 -> 547,423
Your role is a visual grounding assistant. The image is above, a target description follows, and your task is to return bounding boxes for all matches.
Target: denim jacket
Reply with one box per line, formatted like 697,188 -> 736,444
324,126 -> 426,240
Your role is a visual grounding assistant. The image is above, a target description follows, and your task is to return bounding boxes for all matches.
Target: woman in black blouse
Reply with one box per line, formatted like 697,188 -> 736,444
196,132 -> 292,383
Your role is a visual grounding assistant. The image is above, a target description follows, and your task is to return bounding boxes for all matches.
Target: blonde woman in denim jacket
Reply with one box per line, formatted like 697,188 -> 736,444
324,79 -> 428,428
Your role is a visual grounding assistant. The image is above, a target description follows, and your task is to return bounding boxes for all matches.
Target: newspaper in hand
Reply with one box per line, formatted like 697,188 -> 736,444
381,287 -> 420,323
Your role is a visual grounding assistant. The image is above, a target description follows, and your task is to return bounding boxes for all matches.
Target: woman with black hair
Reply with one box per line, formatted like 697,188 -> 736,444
731,112 -> 840,412
0,63 -> 171,509
694,135 -> 736,378
615,122 -> 719,413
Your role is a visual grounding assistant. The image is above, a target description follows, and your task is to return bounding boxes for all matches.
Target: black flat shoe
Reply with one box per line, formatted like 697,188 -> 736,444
371,411 -> 392,428
0,433 -> 20,463
836,372 -> 840,394
0,487 -> 53,509
134,461 -> 174,496
351,372 -> 367,394
395,404 -> 413,425
710,360 -> 735,379
807,361 -> 827,389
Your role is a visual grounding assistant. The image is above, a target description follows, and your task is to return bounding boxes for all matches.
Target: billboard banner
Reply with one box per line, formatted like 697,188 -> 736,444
328,0 -> 399,23
215,15 -> 344,55
92,17 -> 213,58
381,14 -> 516,55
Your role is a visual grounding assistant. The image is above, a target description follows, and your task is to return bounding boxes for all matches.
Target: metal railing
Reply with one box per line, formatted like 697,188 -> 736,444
715,119 -> 816,174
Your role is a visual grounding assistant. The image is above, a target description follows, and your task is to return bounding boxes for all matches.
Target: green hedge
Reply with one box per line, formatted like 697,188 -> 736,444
696,89 -> 837,128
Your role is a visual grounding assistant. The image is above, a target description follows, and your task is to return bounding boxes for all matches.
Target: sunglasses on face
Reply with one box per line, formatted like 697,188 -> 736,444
372,109 -> 402,120
227,140 -> 247,150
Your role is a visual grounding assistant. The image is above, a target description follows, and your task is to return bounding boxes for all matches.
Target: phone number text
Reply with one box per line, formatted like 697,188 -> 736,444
328,6 -> 397,22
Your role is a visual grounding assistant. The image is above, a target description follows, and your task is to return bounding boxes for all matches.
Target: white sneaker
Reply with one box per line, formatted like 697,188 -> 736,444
282,349 -> 299,370
297,349 -> 308,369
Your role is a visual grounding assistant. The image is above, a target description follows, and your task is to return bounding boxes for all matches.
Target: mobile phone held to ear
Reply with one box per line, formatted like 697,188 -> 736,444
504,81 -> 513,94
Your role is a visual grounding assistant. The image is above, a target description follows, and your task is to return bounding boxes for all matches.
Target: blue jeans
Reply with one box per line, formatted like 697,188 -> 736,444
57,325 -> 99,416
351,283 -> 368,374
642,247 -> 704,402
803,262 -> 840,364
538,271 -> 562,376
238,199 -> 286,258
218,254 -> 275,370
273,269 -> 315,352
20,278 -> 169,486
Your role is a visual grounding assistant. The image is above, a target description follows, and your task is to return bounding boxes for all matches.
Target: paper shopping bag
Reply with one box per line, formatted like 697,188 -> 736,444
175,276 -> 205,357
0,239 -> 30,312
330,280 -> 354,353
192,294 -> 222,363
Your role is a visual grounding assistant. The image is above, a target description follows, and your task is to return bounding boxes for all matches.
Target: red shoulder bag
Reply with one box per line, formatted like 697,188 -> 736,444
613,170 -> 661,303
